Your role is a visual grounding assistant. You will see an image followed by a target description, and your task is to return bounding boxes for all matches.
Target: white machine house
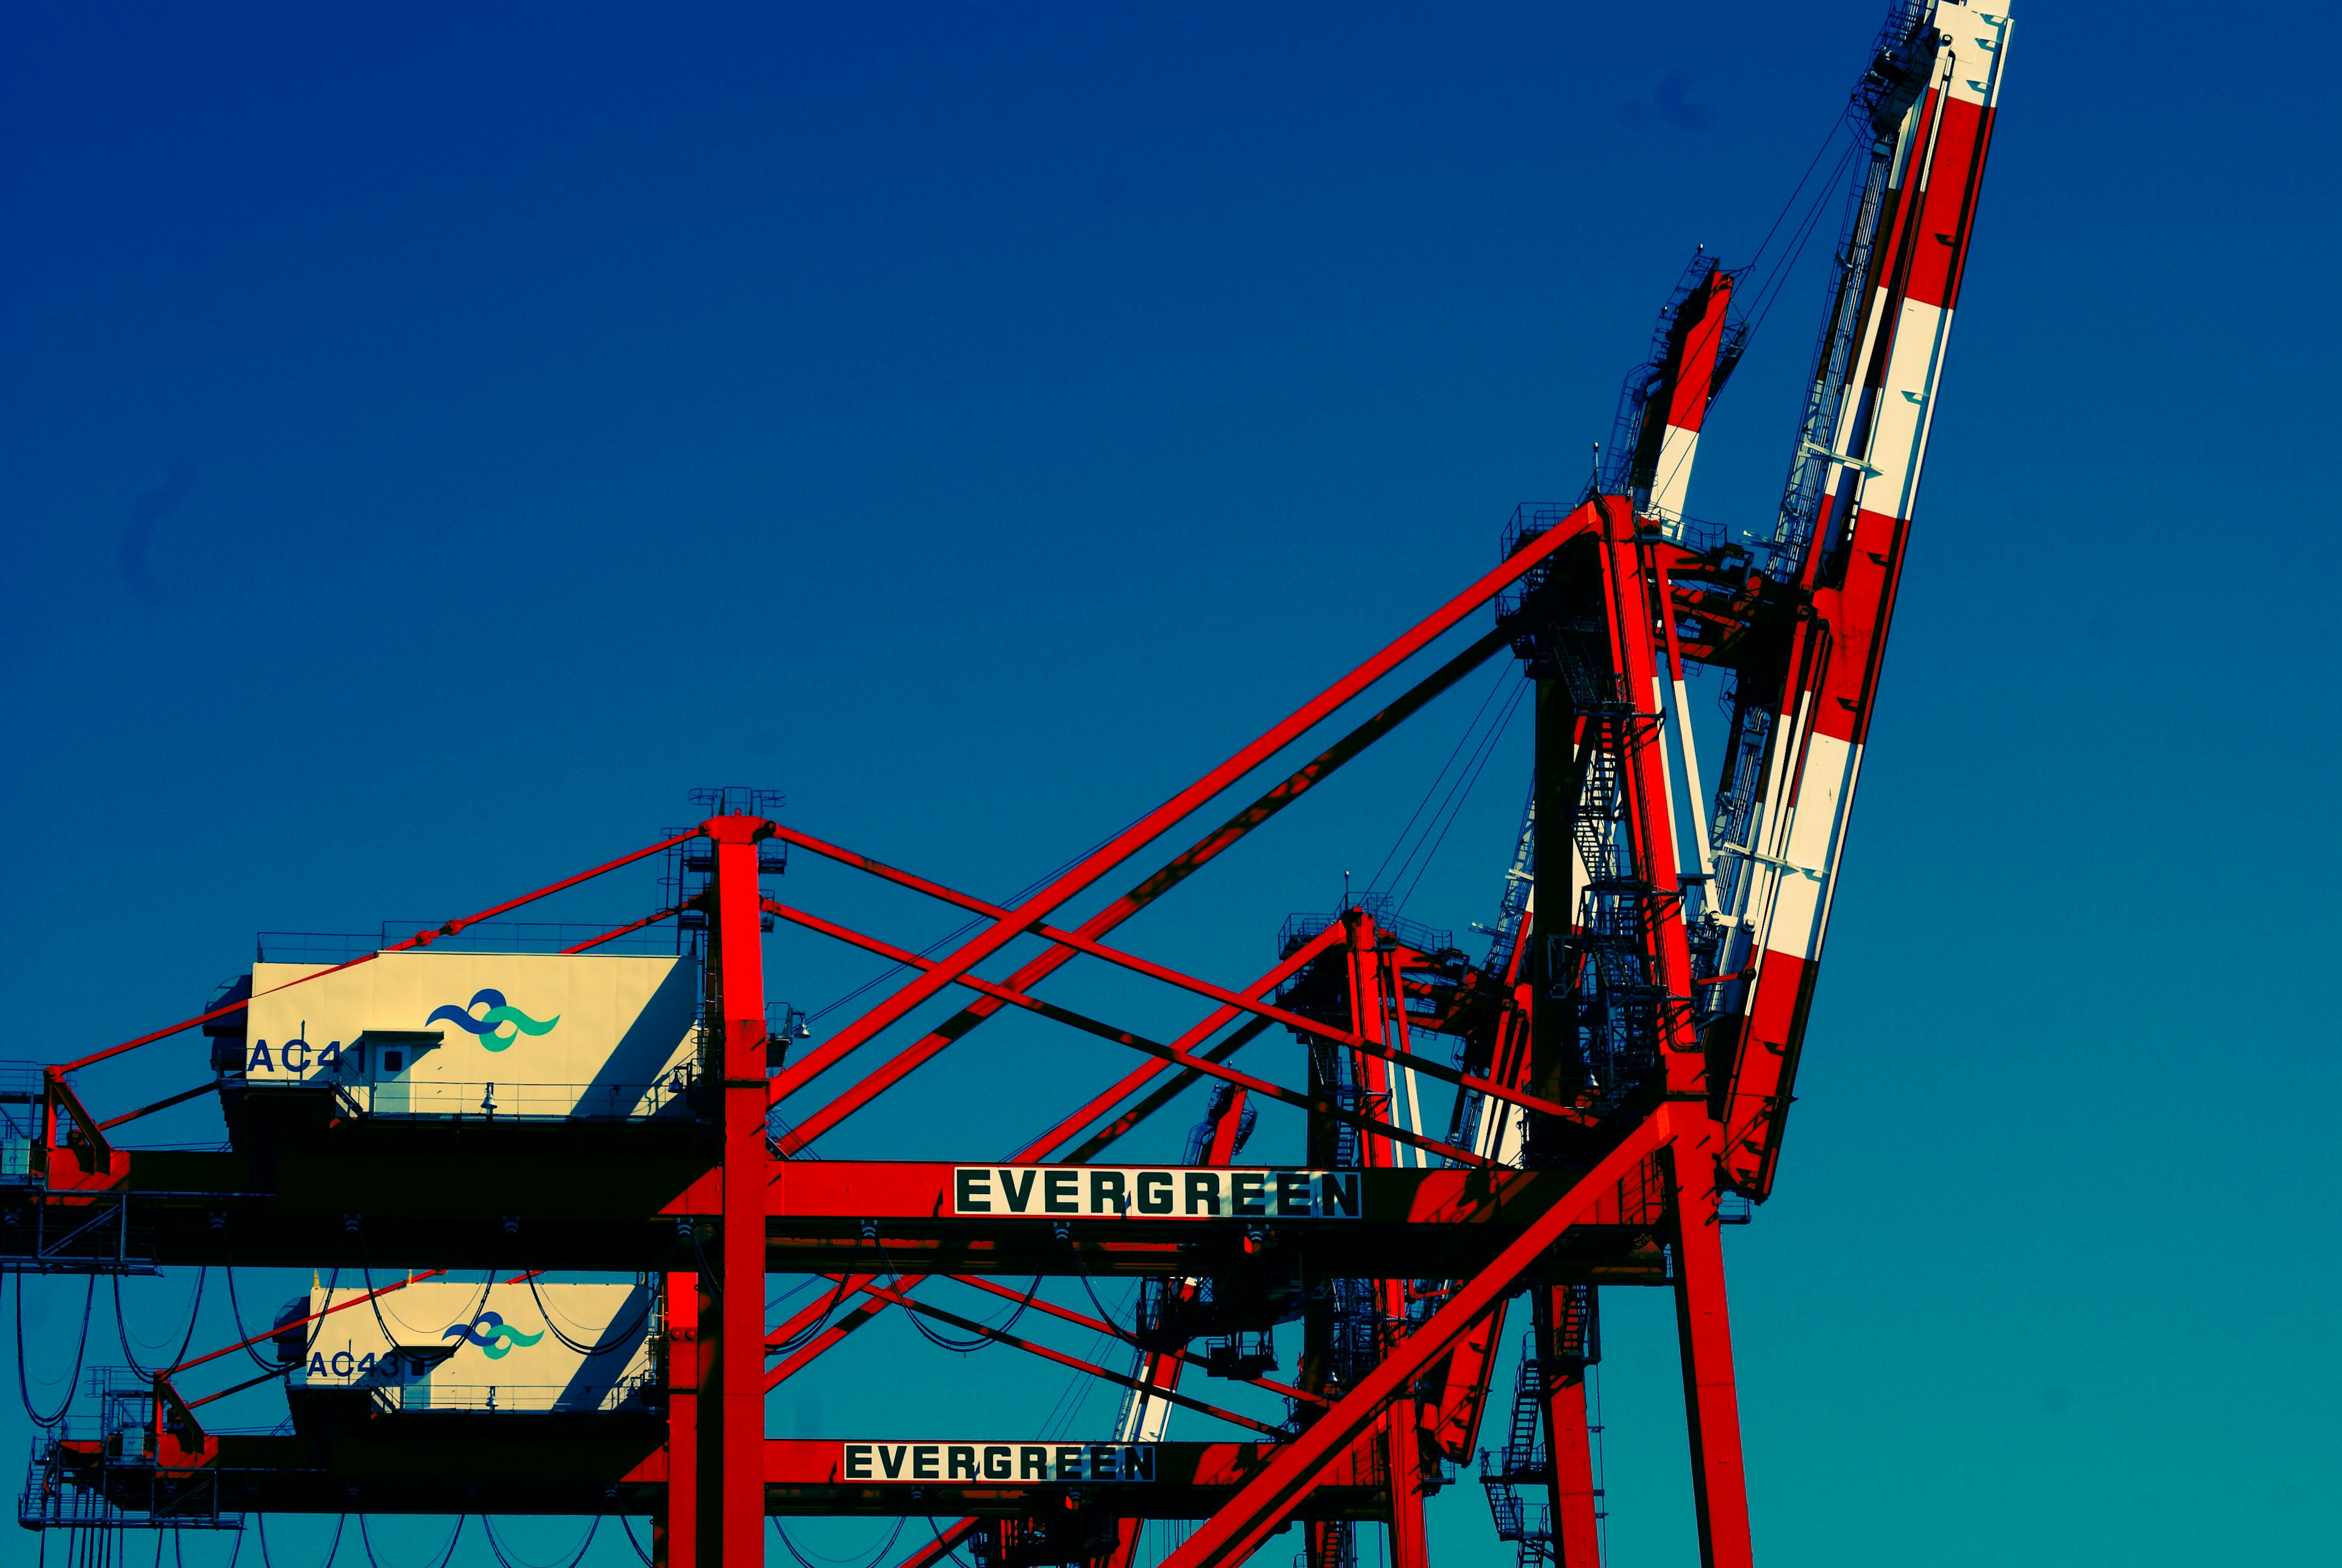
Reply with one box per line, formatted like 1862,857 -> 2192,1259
235,950 -> 702,1120
284,1277 -> 656,1416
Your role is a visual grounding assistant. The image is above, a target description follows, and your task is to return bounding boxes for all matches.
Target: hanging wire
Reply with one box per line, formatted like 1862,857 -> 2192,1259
224,1225 -> 349,1370
1064,1253 -> 1150,1353
617,1517 -> 655,1567
767,1269 -> 856,1359
481,1517 -> 600,1568
770,1517 -> 904,1568
16,1270 -> 98,1428
221,1258 -> 306,1374
870,1236 -> 1044,1355
1739,135 -> 1866,345
1367,662 -> 1513,896
521,1270 -> 655,1358
1736,110 -> 1853,296
356,1515 -> 464,1568
1378,676 -> 1522,909
176,1512 -> 240,1568
256,1514 -> 343,1568
922,1518 -> 977,1568
1034,1330 -> 1112,1441
804,805 -> 1152,1026
354,1226 -> 497,1362
110,1259 -> 207,1382
1394,684 -> 1527,914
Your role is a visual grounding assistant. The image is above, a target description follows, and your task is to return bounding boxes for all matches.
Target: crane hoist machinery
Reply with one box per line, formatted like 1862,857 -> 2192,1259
7,5 -> 2008,1567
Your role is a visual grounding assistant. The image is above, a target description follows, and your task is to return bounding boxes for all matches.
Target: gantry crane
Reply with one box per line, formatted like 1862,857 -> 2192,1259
8,6 -> 2008,1567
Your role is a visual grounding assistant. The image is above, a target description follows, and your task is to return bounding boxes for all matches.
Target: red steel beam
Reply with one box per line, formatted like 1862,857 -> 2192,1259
1155,1108 -> 1675,1568
763,890 -> 1584,1127
854,1277 -> 1284,1437
1006,923 -> 1345,1164
759,930 -> 1345,1395
562,903 -> 687,953
767,629 -> 1513,1152
760,898 -> 1489,1167
706,814 -> 775,1568
56,829 -> 699,1076
1666,1120 -> 1752,1568
944,1273 -> 1327,1409
767,517 -> 1594,1117
889,1518 -> 976,1568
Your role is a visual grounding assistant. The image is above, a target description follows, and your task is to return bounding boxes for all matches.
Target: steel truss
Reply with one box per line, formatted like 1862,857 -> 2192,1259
11,8 -> 2008,1567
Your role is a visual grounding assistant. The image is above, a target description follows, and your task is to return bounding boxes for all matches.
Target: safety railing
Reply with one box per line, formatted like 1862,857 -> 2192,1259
362,1372 -> 658,1416
329,1076 -> 697,1122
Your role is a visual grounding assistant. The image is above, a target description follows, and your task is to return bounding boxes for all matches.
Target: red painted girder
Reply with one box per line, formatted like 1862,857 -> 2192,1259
768,1162 -> 1563,1225
853,1276 -> 1283,1437
886,925 -> 1342,1167
54,829 -> 699,1076
757,901 -> 1491,1168
772,629 -> 1514,1153
767,510 -> 1599,1117
745,1439 -> 1382,1497
945,1272 -> 1328,1409
888,1518 -> 976,1568
1717,35 -> 2005,1203
707,813 -> 776,1568
755,928 -> 1332,1398
1155,1108 -> 1677,1568
763,895 -> 1586,1129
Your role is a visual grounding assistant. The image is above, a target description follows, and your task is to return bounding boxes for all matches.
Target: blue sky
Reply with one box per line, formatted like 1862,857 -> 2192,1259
2,3 -> 2335,1566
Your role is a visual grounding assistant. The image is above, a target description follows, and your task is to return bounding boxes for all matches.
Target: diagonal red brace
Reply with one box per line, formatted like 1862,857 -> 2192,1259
1157,1107 -> 1677,1568
768,511 -> 1595,1114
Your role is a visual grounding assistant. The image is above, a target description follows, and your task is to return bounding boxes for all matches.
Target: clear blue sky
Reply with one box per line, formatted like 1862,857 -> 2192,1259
2,3 -> 2334,1566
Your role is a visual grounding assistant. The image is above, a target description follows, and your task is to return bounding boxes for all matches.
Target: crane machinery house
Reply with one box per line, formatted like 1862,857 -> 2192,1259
282,1278 -> 656,1419
232,951 -> 701,1120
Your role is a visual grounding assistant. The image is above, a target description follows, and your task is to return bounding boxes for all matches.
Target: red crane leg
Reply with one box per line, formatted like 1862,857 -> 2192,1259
775,630 -> 1512,1155
707,815 -> 776,1568
1384,1397 -> 1430,1568
1545,1362 -> 1602,1567
1156,1109 -> 1674,1568
662,1269 -> 701,1568
1667,1122 -> 1752,1568
768,506 -> 1599,1118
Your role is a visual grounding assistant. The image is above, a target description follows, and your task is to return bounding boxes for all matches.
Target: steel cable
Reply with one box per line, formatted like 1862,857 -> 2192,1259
356,1516 -> 463,1568
869,1236 -> 1044,1354
1367,662 -> 1513,897
16,1270 -> 98,1428
1395,683 -> 1527,915
504,1233 -> 664,1358
770,1517 -> 903,1568
481,1517 -> 598,1568
617,1517 -> 654,1567
224,1225 -> 346,1369
766,1269 -> 854,1358
923,1517 -> 977,1568
256,1513 -> 343,1568
110,1258 -> 207,1383
803,810 -> 1150,1026
1067,1261 -> 1151,1353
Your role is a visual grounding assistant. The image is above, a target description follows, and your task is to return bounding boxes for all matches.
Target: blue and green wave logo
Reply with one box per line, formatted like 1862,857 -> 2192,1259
442,1311 -> 545,1360
425,989 -> 559,1053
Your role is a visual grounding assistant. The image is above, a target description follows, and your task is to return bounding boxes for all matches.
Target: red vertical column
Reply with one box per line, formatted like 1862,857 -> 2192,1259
1546,1369 -> 1603,1567
661,1269 -> 700,1568
1532,1284 -> 1603,1568
1666,1111 -> 1752,1568
1346,912 -> 1429,1568
704,814 -> 775,1567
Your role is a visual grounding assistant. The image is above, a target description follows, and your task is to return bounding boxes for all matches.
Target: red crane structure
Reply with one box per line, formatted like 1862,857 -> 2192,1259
5,5 -> 2009,1567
